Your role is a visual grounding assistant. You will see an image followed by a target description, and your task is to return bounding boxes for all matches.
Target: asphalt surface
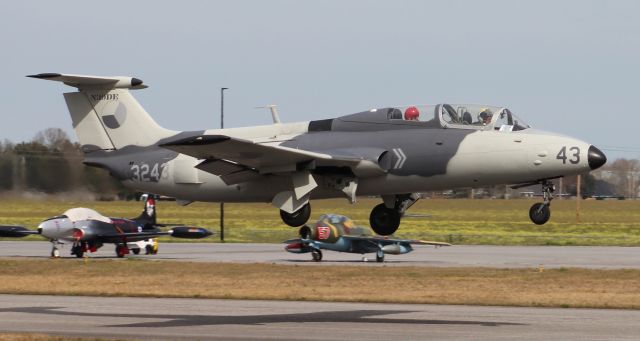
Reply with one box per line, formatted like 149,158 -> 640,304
0,294 -> 638,340
1,241 -> 639,268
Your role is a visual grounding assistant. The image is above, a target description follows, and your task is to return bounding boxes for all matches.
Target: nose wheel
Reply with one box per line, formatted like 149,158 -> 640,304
529,181 -> 555,225
369,204 -> 401,235
50,240 -> 61,258
369,193 -> 420,236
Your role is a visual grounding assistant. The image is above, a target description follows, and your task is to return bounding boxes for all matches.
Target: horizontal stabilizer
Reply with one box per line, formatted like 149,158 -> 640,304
27,73 -> 147,90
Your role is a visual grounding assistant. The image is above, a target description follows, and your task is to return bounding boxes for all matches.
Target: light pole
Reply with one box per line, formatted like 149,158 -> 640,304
220,87 -> 228,242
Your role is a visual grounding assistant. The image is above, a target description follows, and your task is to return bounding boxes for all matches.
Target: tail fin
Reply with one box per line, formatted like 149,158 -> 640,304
133,194 -> 157,228
28,73 -> 175,152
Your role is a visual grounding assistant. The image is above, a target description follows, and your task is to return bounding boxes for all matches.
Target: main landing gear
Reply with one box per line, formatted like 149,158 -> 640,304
115,244 -> 130,258
529,181 -> 555,225
375,250 -> 385,263
280,203 -> 311,227
311,248 -> 323,262
369,193 -> 420,236
71,242 -> 85,258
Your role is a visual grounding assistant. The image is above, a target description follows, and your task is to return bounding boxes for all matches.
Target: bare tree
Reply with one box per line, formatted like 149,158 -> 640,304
32,128 -> 70,151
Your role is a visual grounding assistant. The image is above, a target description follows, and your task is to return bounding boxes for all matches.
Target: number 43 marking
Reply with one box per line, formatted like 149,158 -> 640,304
556,146 -> 580,164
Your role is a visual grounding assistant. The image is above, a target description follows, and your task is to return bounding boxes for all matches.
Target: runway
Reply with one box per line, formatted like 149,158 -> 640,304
0,294 -> 638,340
1,241 -> 639,268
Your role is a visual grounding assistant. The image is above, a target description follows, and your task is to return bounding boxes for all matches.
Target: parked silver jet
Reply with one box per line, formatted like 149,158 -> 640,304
0,195 -> 212,258
28,73 -> 606,235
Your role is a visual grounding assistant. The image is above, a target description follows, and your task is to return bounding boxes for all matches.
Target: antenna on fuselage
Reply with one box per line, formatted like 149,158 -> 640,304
255,104 -> 281,124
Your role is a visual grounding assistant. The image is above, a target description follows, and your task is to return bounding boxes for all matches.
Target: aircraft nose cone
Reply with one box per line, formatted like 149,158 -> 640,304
588,145 -> 607,170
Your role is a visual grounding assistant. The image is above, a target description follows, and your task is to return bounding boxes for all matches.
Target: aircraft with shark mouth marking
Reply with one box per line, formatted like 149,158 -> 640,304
27,73 -> 607,235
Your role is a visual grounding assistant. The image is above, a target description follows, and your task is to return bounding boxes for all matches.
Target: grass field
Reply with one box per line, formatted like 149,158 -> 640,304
1,259 -> 639,309
1,198 -> 640,245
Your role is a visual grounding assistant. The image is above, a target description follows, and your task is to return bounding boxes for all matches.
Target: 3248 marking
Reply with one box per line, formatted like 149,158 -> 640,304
130,162 -> 168,182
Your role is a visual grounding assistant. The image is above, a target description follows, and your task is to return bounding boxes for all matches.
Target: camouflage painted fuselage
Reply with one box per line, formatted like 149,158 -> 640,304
85,107 -> 598,203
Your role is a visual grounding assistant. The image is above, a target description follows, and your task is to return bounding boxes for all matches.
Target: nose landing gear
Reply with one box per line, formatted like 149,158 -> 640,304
369,193 -> 420,236
50,240 -> 61,258
529,181 -> 555,225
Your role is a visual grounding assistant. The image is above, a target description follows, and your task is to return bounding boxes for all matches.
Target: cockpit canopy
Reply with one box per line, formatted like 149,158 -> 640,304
62,207 -> 113,223
382,104 -> 530,131
316,214 -> 370,236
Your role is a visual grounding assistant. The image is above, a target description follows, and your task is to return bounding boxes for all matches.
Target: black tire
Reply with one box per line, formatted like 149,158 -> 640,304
72,245 -> 84,258
280,203 -> 311,227
376,250 -> 385,263
145,245 -> 153,255
369,204 -> 401,236
529,203 -> 551,225
115,245 -> 125,258
51,248 -> 60,258
311,249 -> 323,262
132,248 -> 140,255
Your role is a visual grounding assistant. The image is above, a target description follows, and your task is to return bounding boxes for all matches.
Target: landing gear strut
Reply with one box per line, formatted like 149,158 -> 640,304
529,181 -> 555,225
311,248 -> 323,262
50,240 -> 61,258
280,203 -> 311,227
375,250 -> 385,263
369,193 -> 420,236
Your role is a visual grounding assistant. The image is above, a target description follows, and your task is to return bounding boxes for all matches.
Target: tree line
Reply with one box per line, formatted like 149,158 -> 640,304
0,128 -> 128,199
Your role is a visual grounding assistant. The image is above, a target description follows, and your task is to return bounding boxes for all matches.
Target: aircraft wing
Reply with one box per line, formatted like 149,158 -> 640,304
159,135 -> 364,181
0,226 -> 41,238
342,235 -> 451,246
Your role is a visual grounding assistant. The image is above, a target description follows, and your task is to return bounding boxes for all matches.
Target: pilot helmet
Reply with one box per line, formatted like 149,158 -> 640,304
404,106 -> 420,120
479,108 -> 492,124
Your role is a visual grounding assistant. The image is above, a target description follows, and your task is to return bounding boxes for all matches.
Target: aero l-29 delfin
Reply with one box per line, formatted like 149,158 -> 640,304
0,196 -> 212,258
285,214 -> 450,262
28,73 -> 607,235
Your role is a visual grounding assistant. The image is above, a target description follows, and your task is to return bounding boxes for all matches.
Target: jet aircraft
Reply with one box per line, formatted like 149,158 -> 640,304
0,196 -> 212,258
28,73 -> 607,235
285,214 -> 450,262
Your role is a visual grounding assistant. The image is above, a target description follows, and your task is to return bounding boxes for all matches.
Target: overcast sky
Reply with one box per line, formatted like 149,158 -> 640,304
1,1 -> 638,159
